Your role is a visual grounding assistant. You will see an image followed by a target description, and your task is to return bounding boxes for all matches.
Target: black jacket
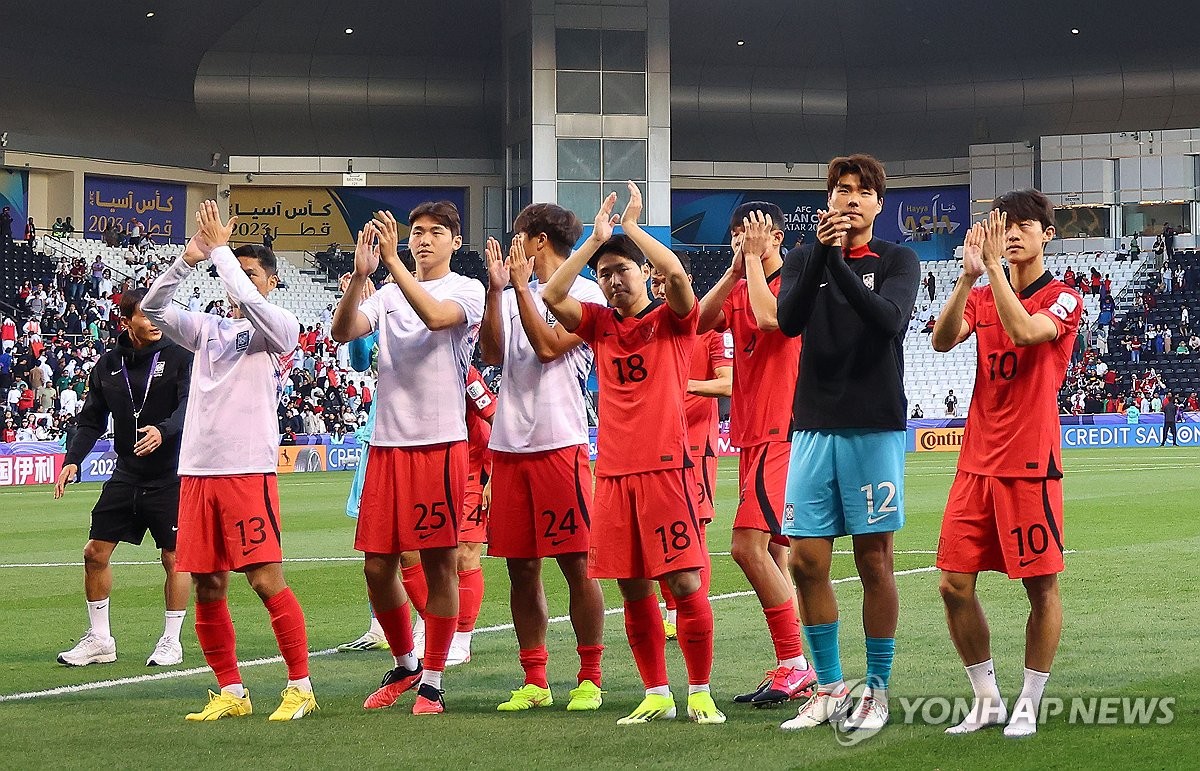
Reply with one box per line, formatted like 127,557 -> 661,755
64,332 -> 192,482
778,238 -> 921,431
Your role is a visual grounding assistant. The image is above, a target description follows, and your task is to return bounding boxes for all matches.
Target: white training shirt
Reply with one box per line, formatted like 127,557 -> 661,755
142,246 -> 299,475
488,276 -> 604,453
358,274 -> 485,447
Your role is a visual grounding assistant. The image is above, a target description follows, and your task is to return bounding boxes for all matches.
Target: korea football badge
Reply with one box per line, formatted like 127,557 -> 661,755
236,330 -> 251,351
862,273 -> 875,291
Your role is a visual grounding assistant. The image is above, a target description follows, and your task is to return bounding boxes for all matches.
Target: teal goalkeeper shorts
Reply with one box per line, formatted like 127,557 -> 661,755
345,440 -> 370,519
782,429 -> 906,538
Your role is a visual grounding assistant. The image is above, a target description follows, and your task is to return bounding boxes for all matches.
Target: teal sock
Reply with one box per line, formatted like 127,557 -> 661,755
802,622 -> 843,686
865,637 -> 895,690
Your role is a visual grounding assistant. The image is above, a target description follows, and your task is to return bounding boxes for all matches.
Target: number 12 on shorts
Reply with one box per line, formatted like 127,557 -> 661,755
860,481 -> 898,524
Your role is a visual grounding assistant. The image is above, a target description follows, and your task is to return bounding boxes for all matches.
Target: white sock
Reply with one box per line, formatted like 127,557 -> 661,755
687,683 -> 710,695
87,599 -> 112,639
666,609 -> 677,625
163,610 -> 186,640
368,616 -> 385,637
287,676 -> 313,692
1005,668 -> 1050,737
221,683 -> 247,698
394,651 -> 418,670
817,679 -> 846,696
646,685 -> 671,698
451,630 -> 472,648
413,615 -> 426,639
780,655 -> 810,670
864,686 -> 888,707
947,659 -> 1007,734
420,668 -> 443,690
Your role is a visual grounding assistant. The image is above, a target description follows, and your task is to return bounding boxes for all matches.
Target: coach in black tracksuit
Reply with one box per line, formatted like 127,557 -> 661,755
54,287 -> 193,668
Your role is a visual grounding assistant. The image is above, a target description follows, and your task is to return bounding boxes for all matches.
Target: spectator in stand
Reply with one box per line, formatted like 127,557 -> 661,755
24,217 -> 37,248
1161,394 -> 1180,446
0,206 -> 13,244
127,218 -> 143,248
51,218 -> 66,238
944,389 -> 958,417
1175,265 -> 1185,294
320,304 -> 334,331
262,226 -> 275,250
922,271 -> 936,302
1164,327 -> 1173,354
90,255 -> 105,297
1063,266 -> 1076,291
1181,306 -> 1190,335
2,316 -> 15,352
1102,274 -> 1112,299
1189,333 -> 1200,353
1164,261 -> 1174,292
922,315 -> 936,334
16,415 -> 37,441
186,288 -> 203,313
910,404 -> 924,419
1126,401 -> 1141,424
63,217 -> 75,236
2,417 -> 14,442
1152,234 -> 1165,267
1176,339 -> 1189,355
1151,394 -> 1163,413
1163,223 -> 1177,261
1089,268 -> 1101,296
1188,393 -> 1199,411
1128,335 -> 1143,363
36,380 -> 56,414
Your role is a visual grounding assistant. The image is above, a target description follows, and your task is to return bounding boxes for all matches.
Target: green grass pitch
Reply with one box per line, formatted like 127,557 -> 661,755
1,449 -> 1196,768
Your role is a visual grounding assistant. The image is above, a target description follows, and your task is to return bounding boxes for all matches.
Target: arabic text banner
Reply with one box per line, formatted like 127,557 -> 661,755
228,187 -> 469,251
84,176 -> 186,243
670,185 -> 969,248
1,170 -> 29,233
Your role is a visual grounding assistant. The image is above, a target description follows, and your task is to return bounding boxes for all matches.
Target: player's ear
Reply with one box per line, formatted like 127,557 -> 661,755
1043,224 -> 1055,243
453,233 -> 463,251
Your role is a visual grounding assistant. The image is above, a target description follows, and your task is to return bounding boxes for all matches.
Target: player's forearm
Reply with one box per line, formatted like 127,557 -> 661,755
688,374 -> 732,398
826,249 -> 911,337
744,257 -> 779,332
211,246 -> 300,352
932,276 -> 974,352
332,275 -> 369,342
777,246 -> 826,337
698,269 -> 737,333
479,290 -> 505,365
141,258 -> 189,328
544,243 -> 591,307
157,392 -> 188,439
395,270 -> 463,331
986,263 -> 1051,346
514,284 -> 565,363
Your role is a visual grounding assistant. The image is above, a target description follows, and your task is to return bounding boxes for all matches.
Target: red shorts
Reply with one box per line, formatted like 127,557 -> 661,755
355,442 -> 467,554
176,474 -> 283,574
488,446 -> 593,559
589,468 -> 707,580
459,485 -> 488,544
691,455 -> 718,524
937,471 -> 1065,578
734,442 -> 789,534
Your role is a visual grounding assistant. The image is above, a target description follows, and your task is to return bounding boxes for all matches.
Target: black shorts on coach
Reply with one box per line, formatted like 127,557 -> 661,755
89,477 -> 181,550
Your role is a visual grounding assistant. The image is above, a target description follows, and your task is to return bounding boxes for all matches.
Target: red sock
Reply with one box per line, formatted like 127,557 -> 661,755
422,613 -> 457,673
194,599 -> 240,688
400,564 -> 428,617
576,644 -> 604,686
374,601 -> 415,656
519,645 -> 550,688
675,590 -> 714,686
456,568 -> 484,633
264,587 -> 309,680
764,600 -> 805,663
658,580 -> 677,611
624,594 -> 668,689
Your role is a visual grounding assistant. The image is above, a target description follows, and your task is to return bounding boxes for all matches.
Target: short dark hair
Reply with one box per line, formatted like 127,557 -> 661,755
514,203 -> 584,256
991,189 -> 1055,231
409,201 -> 462,238
232,244 -> 278,275
587,233 -> 646,270
729,201 -> 786,232
827,154 -> 887,198
118,287 -> 147,318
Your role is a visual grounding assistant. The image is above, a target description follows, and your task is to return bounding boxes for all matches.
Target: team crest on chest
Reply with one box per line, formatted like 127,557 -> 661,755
862,273 -> 875,291
235,330 -> 250,351
153,361 -> 166,377
545,310 -> 558,328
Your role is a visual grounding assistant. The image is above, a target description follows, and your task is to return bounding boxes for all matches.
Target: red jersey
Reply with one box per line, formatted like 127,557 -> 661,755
465,366 -> 496,480
685,330 -> 733,458
715,270 -> 801,446
959,272 -> 1082,478
573,299 -> 698,477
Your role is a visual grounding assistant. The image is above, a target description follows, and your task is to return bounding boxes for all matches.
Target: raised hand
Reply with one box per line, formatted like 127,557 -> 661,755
815,208 -> 851,248
182,228 -> 210,267
980,209 -> 1008,268
741,210 -> 775,259
961,221 -> 986,280
730,231 -> 746,277
197,200 -> 237,249
372,210 -> 401,264
353,223 -> 380,278
620,181 -> 643,228
485,236 -> 510,291
591,192 -> 619,243
508,235 -> 534,286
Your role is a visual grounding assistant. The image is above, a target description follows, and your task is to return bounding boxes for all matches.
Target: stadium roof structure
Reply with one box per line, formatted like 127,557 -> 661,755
3,0 -> 1200,168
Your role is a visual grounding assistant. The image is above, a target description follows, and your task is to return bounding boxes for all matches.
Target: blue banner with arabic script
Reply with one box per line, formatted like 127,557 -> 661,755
84,176 -> 186,244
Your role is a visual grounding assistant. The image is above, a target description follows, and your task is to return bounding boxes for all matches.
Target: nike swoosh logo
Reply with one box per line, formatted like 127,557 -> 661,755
866,513 -> 890,525
1018,556 -> 1041,567
819,282 -> 828,288
550,537 -> 572,547
241,546 -> 260,557
419,531 -> 439,541
977,322 -> 995,327
663,553 -> 680,564
171,526 -> 179,532
110,370 -> 121,375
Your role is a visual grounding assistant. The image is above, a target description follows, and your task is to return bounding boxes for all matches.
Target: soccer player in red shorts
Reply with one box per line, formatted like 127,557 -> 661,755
332,202 -> 484,716
697,203 -> 816,706
932,190 -> 1083,738
480,204 -> 607,713
544,183 -> 724,726
649,256 -> 732,639
142,201 -> 316,721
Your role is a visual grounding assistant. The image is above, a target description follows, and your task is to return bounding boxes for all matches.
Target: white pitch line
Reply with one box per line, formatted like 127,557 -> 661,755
0,550 -> 950,570
0,565 -> 941,702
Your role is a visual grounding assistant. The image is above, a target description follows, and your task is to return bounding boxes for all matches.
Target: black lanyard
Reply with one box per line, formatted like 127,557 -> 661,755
120,352 -> 161,434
